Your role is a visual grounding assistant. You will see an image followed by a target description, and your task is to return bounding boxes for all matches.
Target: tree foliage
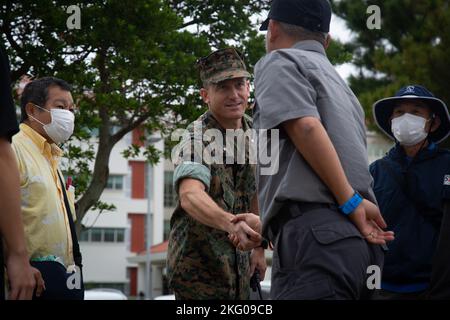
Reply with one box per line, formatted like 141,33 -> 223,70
331,0 -> 450,146
1,0 -> 351,230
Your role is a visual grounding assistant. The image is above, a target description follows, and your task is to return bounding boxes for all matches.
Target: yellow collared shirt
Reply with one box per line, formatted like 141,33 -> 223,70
12,123 -> 75,268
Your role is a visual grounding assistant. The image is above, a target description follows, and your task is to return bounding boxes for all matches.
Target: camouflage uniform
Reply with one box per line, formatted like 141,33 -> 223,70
167,48 -> 256,300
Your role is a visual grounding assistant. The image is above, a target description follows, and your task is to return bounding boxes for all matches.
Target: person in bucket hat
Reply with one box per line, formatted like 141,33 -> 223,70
370,84 -> 450,299
167,48 -> 266,300
373,85 -> 450,145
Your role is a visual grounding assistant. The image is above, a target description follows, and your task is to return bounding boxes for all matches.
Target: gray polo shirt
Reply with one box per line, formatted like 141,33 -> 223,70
253,40 -> 376,237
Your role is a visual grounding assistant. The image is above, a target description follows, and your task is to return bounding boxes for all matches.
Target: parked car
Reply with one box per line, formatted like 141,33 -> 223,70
153,294 -> 175,300
84,288 -> 128,300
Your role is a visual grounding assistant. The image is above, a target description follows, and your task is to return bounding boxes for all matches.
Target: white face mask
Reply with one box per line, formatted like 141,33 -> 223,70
391,113 -> 429,146
28,105 -> 75,144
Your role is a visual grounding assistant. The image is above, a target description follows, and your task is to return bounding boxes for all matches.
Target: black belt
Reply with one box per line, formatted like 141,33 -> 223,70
295,202 -> 337,213
267,201 -> 338,242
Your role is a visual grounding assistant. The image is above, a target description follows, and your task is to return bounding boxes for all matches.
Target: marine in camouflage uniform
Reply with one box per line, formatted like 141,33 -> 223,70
167,48 -> 257,300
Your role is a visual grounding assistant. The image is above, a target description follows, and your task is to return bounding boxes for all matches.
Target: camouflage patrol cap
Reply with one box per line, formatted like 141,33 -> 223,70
197,48 -> 251,85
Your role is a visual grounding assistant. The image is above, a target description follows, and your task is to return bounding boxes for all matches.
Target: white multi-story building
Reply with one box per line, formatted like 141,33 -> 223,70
125,157 -> 177,298
78,128 -> 172,298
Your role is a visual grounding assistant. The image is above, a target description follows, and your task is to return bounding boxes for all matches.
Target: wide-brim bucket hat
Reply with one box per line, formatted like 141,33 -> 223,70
373,85 -> 450,143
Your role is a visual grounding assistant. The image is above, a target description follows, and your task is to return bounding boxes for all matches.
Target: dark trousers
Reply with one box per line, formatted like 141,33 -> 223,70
372,289 -> 426,300
428,200 -> 450,299
268,202 -> 384,300
0,238 -> 4,300
30,261 -> 84,300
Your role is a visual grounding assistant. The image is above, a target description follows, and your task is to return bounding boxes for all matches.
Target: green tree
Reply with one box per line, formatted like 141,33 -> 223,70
1,0 -> 272,232
1,0 -> 351,232
331,0 -> 450,146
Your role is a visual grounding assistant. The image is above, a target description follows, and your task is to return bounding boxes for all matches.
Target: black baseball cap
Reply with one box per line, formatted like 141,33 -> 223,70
260,0 -> 332,33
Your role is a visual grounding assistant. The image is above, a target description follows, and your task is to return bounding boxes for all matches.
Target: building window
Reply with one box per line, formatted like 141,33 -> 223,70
104,229 -> 115,242
79,228 -> 126,243
106,175 -> 124,190
91,228 -> 102,242
116,229 -> 125,242
164,171 -> 177,207
80,229 -> 90,242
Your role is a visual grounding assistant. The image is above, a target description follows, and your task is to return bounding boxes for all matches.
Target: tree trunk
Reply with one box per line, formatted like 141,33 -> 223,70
75,132 -> 113,234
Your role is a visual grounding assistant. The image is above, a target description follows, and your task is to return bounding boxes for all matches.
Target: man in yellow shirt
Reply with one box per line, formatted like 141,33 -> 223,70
12,76 -> 83,299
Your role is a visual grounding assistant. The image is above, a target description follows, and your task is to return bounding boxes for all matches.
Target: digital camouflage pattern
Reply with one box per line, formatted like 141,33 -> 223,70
167,111 -> 256,300
197,47 -> 251,85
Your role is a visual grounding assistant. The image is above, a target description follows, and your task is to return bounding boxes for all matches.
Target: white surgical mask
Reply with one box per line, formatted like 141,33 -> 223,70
28,105 -> 75,144
391,113 -> 429,146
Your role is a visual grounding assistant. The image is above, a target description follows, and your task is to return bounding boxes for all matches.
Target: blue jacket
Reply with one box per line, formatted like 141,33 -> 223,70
370,142 -> 450,293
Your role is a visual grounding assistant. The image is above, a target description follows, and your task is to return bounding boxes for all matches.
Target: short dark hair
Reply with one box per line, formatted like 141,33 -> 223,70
279,22 -> 328,46
20,76 -> 72,122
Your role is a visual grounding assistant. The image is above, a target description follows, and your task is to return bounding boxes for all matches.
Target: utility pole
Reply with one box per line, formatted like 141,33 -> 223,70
144,133 -> 162,300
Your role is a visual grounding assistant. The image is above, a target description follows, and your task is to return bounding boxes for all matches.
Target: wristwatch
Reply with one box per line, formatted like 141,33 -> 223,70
258,238 -> 269,249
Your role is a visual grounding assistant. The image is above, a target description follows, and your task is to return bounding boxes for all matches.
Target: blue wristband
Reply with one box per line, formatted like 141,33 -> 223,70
339,191 -> 363,215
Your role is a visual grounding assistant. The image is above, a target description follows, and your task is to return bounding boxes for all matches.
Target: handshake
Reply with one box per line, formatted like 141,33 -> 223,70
227,213 -> 264,251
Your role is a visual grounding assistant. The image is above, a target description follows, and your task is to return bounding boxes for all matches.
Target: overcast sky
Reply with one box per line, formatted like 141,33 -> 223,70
330,14 -> 358,82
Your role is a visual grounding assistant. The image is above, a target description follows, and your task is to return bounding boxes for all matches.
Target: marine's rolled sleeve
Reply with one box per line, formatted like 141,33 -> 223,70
173,161 -> 211,194
255,50 -> 320,130
172,135 -> 212,194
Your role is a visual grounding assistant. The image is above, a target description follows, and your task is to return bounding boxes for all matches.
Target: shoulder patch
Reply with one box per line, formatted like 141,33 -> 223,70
444,175 -> 450,186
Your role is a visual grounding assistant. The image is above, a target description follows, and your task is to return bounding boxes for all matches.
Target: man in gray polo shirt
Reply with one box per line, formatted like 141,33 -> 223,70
252,0 -> 395,299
